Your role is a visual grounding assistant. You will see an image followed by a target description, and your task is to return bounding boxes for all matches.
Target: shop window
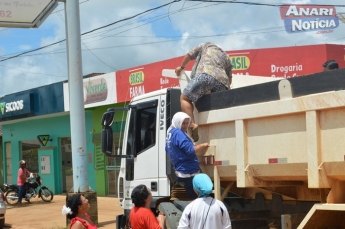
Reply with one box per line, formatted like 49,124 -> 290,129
21,140 -> 40,173
5,142 -> 12,183
61,137 -> 72,193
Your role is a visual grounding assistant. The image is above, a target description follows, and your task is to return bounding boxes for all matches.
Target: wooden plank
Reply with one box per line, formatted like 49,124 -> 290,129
196,69 -> 345,112
214,166 -> 221,200
217,165 -> 236,180
236,120 -> 251,187
297,204 -> 345,229
306,111 -> 330,188
248,163 -> 307,181
323,162 -> 345,180
198,90 -> 345,125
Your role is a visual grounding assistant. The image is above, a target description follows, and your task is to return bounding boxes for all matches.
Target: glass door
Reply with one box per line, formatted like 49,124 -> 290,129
60,137 -> 72,192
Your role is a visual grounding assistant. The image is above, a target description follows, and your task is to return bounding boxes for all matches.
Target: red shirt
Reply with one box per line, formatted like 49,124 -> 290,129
129,207 -> 160,229
70,214 -> 97,229
17,168 -> 29,186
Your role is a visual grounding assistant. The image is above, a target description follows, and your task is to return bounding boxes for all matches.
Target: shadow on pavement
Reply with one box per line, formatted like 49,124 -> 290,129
99,219 -> 116,227
5,200 -> 53,209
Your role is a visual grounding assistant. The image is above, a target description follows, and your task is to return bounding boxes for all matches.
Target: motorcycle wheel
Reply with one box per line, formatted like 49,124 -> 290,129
40,188 -> 54,202
6,190 -> 19,205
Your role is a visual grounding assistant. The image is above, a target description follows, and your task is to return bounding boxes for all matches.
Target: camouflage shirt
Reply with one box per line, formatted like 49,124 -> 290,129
188,42 -> 232,88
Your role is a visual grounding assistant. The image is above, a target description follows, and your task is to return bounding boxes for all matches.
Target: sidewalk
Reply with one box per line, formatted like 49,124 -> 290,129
4,195 -> 123,229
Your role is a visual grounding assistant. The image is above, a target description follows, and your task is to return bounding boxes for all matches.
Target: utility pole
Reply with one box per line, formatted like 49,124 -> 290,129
64,0 -> 88,192
64,0 -> 98,225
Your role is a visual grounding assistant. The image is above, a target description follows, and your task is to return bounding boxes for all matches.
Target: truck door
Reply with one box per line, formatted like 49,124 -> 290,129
125,98 -> 161,195
117,89 -> 180,209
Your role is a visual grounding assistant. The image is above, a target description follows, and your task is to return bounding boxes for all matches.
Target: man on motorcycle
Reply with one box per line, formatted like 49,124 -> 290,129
17,160 -> 30,204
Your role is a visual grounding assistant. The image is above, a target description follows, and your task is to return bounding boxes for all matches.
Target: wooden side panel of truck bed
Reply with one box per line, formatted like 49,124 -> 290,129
195,69 -> 345,200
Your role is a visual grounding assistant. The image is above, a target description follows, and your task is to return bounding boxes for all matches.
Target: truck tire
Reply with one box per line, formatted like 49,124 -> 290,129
116,214 -> 130,229
0,218 -> 4,229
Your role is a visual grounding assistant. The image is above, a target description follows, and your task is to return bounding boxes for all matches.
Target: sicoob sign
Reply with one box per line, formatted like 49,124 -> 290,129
280,5 -> 339,33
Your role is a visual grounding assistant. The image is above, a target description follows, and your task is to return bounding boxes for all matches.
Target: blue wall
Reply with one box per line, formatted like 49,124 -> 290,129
2,112 -> 95,194
1,82 -> 96,194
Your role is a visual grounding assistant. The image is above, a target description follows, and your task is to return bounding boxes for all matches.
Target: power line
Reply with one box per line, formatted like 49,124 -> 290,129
4,26 -> 287,59
79,1 -> 210,44
0,0 -> 182,63
185,0 -> 345,7
1,0 -> 344,62
82,0 -> 182,36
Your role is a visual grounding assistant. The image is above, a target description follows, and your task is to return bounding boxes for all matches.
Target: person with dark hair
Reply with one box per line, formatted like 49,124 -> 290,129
323,59 -> 339,71
175,42 -> 232,142
178,173 -> 232,229
17,160 -> 31,204
62,193 -> 97,229
129,184 -> 165,229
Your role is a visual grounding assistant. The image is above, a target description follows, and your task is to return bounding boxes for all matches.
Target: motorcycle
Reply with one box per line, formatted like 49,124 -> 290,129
4,174 -> 54,205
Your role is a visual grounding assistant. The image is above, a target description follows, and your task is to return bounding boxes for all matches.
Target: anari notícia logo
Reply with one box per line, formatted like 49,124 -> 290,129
0,102 -> 5,115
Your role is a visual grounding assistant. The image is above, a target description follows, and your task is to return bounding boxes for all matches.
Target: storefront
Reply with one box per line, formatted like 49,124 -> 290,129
0,82 -> 95,194
63,72 -> 121,196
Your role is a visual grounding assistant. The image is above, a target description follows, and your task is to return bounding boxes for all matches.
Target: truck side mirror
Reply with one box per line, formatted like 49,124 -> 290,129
101,108 -> 115,127
101,126 -> 113,156
101,108 -> 115,156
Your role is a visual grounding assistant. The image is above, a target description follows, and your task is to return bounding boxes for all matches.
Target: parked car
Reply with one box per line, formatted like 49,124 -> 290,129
0,188 -> 6,228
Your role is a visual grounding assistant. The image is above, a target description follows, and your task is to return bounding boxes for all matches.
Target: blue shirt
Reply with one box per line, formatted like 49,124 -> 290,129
165,128 -> 200,174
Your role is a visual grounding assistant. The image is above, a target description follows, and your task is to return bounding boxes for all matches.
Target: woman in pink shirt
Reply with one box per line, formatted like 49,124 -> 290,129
62,193 -> 97,229
17,160 -> 30,204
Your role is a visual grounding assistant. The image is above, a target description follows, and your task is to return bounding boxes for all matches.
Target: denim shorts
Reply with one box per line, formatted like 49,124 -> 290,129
182,73 -> 228,102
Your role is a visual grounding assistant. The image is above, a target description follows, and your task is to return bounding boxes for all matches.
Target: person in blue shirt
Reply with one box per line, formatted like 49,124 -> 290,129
166,112 -> 209,199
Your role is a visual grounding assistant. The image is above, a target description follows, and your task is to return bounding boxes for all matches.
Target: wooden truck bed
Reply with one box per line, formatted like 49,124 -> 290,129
195,69 -> 345,203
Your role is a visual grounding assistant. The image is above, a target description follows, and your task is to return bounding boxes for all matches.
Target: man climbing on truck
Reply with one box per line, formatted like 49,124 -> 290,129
175,42 -> 232,142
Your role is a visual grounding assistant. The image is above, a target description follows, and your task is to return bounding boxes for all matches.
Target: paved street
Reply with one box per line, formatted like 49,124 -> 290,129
4,195 -> 123,229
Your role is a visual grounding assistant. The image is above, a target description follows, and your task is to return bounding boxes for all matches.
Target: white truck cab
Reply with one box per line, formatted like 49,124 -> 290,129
102,68 -> 345,229
102,88 -> 181,228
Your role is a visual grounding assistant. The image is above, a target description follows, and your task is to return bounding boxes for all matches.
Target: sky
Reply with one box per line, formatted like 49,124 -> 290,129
0,0 -> 345,96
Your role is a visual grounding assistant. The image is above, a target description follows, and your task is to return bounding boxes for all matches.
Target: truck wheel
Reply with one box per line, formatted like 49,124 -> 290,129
0,218 -> 4,228
116,214 -> 128,229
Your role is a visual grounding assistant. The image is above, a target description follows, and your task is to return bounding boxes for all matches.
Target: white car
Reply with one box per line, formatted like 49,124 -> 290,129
0,188 -> 6,228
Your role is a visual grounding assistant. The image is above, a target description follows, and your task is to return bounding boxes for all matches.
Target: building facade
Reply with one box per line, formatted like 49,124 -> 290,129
1,43 -> 344,196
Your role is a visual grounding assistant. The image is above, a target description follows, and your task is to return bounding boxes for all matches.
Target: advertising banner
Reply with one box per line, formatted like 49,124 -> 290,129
228,44 -> 345,78
279,4 -> 339,33
115,58 -> 181,103
115,44 -> 345,103
63,72 -> 117,111
0,93 -> 33,120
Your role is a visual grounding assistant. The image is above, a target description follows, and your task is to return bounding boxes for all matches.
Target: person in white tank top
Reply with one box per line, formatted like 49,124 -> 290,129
178,173 -> 232,229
